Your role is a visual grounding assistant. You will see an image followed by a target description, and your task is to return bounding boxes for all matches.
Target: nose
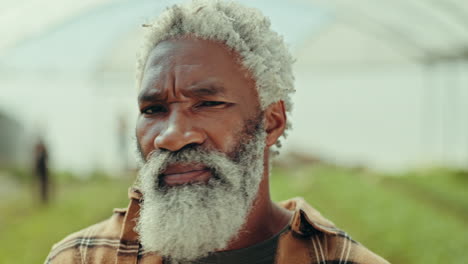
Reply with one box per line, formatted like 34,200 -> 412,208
154,111 -> 206,152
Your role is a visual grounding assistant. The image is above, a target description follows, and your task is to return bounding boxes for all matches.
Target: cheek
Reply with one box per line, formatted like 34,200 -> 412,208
205,116 -> 245,153
136,117 -> 160,157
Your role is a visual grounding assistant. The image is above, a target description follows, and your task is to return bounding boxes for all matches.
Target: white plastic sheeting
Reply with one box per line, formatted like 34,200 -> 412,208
1,0 -> 467,172
313,0 -> 468,62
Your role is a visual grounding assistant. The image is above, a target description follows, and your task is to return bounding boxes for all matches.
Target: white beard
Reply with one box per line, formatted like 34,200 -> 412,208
136,130 -> 266,263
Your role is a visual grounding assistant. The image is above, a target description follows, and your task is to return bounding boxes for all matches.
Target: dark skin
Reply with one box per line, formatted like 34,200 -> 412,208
136,37 -> 292,251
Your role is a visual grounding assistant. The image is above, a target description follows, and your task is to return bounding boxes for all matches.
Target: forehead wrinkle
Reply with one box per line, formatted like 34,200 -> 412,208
141,62 -> 165,88
143,41 -> 238,102
140,56 -> 177,102
184,80 -> 226,98
171,64 -> 202,98
145,42 -> 175,70
138,87 -> 168,103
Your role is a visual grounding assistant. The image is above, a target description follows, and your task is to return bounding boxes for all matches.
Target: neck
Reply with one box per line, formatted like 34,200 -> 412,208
221,153 -> 293,252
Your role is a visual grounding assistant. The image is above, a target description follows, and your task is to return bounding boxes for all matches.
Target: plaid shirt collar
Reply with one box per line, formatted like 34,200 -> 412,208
123,187 -> 341,241
46,187 -> 389,264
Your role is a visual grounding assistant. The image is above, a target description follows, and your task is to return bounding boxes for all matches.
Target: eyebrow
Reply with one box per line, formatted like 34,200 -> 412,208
138,89 -> 166,103
185,82 -> 226,97
138,81 -> 226,103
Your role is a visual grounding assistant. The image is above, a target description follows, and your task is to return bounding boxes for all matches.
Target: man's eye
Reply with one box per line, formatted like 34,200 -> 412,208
142,105 -> 167,115
199,101 -> 226,108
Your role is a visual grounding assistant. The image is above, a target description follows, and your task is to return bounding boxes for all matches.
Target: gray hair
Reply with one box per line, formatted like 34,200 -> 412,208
136,0 -> 295,148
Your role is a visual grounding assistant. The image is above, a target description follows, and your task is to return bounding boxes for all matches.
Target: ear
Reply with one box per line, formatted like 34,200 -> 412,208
264,100 -> 287,147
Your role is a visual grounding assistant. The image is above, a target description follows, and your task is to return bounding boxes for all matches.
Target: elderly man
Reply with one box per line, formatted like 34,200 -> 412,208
46,1 -> 389,263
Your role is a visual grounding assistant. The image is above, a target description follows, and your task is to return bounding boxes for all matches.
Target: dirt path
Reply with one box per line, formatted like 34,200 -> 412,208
381,177 -> 468,224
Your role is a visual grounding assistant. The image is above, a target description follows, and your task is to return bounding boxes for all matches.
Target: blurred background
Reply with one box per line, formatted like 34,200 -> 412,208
1,0 -> 467,263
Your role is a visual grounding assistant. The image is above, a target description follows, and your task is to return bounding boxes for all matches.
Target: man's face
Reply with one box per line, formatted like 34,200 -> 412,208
136,37 -> 262,185
135,37 -> 268,262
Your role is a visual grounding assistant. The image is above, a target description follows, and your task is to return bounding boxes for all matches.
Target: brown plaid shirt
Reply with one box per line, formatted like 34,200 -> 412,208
45,188 -> 389,264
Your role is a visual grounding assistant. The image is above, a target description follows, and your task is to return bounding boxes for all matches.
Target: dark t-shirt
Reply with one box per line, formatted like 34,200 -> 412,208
188,225 -> 289,264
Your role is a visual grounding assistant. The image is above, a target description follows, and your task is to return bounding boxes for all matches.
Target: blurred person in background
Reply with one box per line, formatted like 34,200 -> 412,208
34,137 -> 49,204
45,1 -> 388,263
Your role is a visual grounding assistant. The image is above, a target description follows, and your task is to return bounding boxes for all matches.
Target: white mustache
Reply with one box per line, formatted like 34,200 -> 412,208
140,146 -> 243,190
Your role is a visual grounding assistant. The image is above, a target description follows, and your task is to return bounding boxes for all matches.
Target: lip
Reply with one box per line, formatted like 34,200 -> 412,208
161,163 -> 212,186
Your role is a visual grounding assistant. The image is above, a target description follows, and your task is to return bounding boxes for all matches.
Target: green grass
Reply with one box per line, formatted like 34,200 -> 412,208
270,165 -> 468,264
0,176 -> 133,264
392,168 -> 468,218
1,166 -> 467,264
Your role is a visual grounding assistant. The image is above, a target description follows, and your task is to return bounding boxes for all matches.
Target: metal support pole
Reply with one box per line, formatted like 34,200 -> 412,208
451,60 -> 462,167
463,60 -> 468,169
421,61 -> 435,162
443,61 -> 460,166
